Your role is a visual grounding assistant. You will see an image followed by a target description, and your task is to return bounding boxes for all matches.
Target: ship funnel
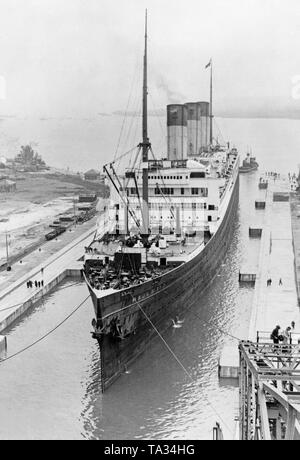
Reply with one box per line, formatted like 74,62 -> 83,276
198,101 -> 210,152
167,104 -> 187,160
185,101 -> 210,156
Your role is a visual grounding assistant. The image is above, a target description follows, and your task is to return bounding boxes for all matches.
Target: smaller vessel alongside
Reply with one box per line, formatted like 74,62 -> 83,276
239,152 -> 258,173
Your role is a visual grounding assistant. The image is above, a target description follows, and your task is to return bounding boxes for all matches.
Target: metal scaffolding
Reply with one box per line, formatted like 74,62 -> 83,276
239,341 -> 300,440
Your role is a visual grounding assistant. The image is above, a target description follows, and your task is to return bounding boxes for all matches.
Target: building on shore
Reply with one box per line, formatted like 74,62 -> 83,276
84,169 -> 103,182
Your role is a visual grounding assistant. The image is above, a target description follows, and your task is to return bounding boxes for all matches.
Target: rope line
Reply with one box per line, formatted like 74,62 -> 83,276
0,295 -> 90,364
134,296 -> 235,436
109,145 -> 139,167
113,56 -> 140,161
0,281 -> 83,314
137,301 -> 193,380
190,308 -> 241,343
148,91 -> 165,139
149,147 -> 176,220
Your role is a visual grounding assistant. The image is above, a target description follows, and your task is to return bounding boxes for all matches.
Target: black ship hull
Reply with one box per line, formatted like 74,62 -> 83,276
86,174 -> 240,391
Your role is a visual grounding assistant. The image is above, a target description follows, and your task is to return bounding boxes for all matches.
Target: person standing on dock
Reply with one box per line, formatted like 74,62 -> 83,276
271,325 -> 281,345
282,326 -> 292,351
279,278 -> 283,286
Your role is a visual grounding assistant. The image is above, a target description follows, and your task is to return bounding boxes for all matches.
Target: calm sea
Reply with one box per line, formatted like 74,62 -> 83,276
0,115 -> 299,175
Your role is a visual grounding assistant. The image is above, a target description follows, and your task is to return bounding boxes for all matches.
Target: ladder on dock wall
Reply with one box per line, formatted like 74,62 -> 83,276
212,422 -> 224,440
239,341 -> 300,440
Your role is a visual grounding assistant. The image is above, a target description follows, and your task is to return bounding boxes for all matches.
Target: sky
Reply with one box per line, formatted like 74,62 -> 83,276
0,0 -> 300,119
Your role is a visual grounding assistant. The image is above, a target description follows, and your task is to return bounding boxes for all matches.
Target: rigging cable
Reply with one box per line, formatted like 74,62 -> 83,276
148,90 -> 167,152
126,141 -> 141,174
103,164 -> 140,229
119,74 -> 142,169
134,296 -> 235,437
124,251 -> 237,437
149,147 -> 176,220
131,106 -> 142,150
109,145 -> 138,168
110,158 -> 142,229
113,54 -> 141,161
0,258 -> 241,440
125,145 -> 142,189
0,281 -> 84,314
0,295 -> 90,364
213,118 -> 226,146
189,307 -> 241,343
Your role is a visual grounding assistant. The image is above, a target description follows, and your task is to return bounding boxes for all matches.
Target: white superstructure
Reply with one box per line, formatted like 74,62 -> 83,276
106,148 -> 238,237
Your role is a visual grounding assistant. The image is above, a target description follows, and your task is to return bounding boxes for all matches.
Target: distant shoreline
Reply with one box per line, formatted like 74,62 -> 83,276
2,112 -> 300,121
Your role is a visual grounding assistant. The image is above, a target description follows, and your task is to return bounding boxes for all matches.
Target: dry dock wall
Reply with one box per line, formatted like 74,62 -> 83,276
0,225 -> 95,306
0,224 -> 96,333
0,267 -> 83,333
219,180 -> 300,381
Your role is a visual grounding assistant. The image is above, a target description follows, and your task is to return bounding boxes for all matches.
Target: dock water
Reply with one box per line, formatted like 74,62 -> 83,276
0,218 -> 103,335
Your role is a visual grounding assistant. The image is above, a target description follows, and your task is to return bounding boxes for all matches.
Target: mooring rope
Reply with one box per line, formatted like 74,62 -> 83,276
134,296 -> 235,437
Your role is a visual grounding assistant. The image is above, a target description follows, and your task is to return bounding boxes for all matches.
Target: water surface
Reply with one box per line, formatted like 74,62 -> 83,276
0,173 -> 259,440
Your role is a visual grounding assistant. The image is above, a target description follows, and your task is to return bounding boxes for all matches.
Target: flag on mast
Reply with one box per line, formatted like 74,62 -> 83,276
205,59 -> 212,69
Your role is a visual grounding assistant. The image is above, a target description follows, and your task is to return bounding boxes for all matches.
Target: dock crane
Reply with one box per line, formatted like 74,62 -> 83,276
239,340 -> 300,440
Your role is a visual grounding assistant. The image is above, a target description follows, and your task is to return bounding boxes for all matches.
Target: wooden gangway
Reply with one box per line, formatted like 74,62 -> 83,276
239,340 -> 300,440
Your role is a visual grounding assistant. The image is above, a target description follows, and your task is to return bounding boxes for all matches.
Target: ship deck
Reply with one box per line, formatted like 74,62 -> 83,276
85,169 -> 239,298
87,232 -> 205,263
84,234 -> 207,297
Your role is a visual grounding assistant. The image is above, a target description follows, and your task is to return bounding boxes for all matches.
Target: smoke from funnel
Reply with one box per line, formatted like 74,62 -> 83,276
156,75 -> 185,104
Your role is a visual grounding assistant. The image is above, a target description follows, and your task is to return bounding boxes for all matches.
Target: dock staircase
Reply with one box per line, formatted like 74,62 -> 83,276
239,340 -> 300,440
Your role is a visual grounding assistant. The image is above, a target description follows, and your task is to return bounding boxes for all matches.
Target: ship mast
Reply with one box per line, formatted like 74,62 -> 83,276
141,9 -> 150,235
5,231 -> 9,270
209,59 -> 213,146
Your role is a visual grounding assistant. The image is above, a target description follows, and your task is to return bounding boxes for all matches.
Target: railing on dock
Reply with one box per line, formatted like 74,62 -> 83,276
256,330 -> 300,345
239,340 -> 300,440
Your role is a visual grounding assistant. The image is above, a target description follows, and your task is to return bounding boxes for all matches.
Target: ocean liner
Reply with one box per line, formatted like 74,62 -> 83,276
83,13 -> 240,391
